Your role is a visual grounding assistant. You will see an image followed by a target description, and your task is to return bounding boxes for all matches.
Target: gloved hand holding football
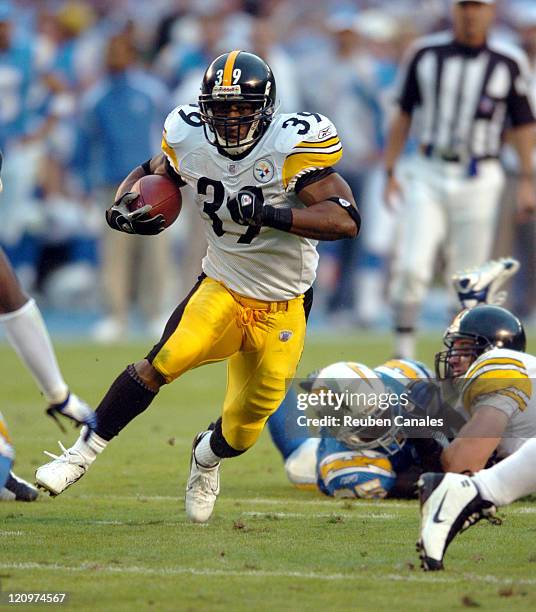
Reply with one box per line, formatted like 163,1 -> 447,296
107,175 -> 182,235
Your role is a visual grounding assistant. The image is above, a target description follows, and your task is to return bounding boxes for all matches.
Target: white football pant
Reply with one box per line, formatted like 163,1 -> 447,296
473,439 -> 536,507
390,155 -> 505,329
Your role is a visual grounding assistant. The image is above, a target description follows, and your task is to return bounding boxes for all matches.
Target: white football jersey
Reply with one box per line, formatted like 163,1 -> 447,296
461,348 -> 536,457
161,105 -> 343,301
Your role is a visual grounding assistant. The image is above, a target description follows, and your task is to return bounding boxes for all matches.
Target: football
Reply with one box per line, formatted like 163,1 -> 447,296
129,174 -> 182,228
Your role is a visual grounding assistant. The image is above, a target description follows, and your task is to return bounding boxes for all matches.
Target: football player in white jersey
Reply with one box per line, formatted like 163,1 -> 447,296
417,303 -> 535,569
35,51 -> 360,522
435,304 -> 531,472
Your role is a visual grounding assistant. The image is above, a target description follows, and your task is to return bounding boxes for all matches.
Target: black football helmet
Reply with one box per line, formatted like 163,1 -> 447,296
435,305 -> 526,379
198,50 -> 277,156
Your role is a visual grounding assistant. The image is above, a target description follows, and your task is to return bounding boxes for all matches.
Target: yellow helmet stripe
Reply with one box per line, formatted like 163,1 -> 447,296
223,50 -> 241,86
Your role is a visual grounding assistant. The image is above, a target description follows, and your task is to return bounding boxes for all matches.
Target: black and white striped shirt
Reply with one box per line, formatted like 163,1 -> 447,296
398,31 -> 535,161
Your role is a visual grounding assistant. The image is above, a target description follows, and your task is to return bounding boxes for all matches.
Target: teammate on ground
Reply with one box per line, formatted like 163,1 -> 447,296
35,51 -> 360,522
418,438 -> 536,571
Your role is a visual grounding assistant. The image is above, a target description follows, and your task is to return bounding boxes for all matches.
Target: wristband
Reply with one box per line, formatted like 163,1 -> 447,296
262,205 -> 293,231
386,168 -> 395,178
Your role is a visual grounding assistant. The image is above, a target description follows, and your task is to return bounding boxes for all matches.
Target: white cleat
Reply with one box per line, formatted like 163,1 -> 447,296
35,442 -> 90,496
417,472 -> 500,571
185,432 -> 220,523
46,393 -> 97,432
452,257 -> 520,309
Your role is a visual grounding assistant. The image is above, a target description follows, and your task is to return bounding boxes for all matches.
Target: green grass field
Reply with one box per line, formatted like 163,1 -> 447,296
1,334 -> 536,611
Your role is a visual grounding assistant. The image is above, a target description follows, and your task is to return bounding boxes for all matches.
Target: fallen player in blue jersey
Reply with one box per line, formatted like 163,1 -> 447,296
269,258 -> 520,499
269,358 -> 437,498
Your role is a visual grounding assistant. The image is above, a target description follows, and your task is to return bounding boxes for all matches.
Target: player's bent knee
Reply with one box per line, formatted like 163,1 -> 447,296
134,360 -> 166,391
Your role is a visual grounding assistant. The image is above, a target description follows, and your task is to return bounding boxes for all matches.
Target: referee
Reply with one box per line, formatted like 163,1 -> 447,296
383,0 -> 536,359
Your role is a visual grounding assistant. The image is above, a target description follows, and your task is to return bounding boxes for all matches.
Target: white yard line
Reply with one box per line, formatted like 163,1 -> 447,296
0,562 -> 534,586
74,494 -> 536,515
76,494 -> 413,509
242,511 -> 397,520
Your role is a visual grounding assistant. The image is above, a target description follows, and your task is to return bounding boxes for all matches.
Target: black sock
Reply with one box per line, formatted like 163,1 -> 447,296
209,418 -> 245,458
95,364 -> 158,441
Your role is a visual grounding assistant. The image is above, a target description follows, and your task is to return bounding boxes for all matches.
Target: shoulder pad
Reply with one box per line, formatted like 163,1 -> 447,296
162,104 -> 204,174
163,104 -> 203,146
275,112 -> 342,191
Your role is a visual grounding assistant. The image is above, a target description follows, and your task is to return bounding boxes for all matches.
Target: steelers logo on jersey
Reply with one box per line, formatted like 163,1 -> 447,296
253,158 -> 275,183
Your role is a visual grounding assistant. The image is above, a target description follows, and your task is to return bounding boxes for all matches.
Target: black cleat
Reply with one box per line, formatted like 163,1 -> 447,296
1,471 -> 39,502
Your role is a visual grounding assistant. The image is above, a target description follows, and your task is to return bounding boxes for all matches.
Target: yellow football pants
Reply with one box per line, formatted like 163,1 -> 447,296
151,277 -> 307,451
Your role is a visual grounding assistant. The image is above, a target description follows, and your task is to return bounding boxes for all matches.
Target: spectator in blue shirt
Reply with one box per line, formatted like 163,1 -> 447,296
77,33 -> 170,342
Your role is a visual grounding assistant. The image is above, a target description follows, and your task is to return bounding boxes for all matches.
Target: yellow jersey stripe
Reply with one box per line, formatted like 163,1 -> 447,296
462,365 -> 528,393
282,147 -> 343,189
285,144 -> 342,159
294,136 -> 340,149
467,357 -> 526,379
161,133 -> 179,172
498,388 -> 529,412
463,371 -> 532,413
223,50 -> 241,86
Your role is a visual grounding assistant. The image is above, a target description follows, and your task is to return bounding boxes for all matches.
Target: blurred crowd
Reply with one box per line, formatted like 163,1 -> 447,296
1,0 -> 535,340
